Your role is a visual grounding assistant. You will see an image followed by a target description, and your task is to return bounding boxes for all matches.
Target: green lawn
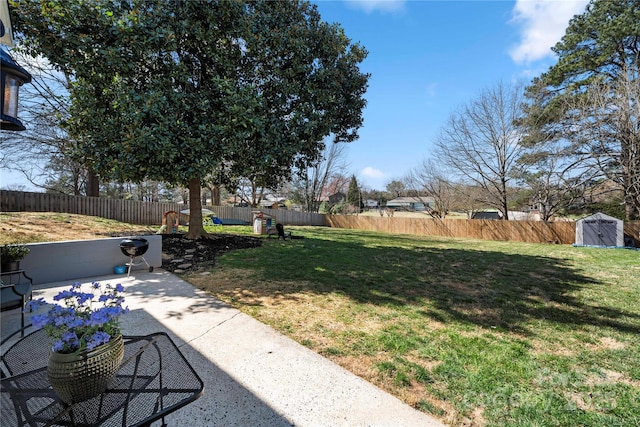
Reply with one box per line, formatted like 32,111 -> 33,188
190,226 -> 640,427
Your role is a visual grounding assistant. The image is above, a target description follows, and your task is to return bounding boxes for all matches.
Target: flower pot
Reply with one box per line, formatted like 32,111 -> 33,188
1,260 -> 20,272
48,335 -> 124,404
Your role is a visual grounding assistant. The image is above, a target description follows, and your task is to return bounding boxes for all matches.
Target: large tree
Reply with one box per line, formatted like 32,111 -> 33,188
566,65 -> 640,218
11,0 -> 369,238
434,81 -> 526,220
523,0 -> 640,219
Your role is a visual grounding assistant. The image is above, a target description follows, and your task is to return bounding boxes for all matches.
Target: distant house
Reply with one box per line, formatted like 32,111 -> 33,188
259,200 -> 279,209
364,199 -> 379,209
328,192 -> 346,205
386,197 -> 434,211
509,210 -> 541,221
259,195 -> 287,209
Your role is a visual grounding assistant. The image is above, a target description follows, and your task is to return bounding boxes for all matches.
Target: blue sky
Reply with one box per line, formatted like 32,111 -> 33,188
313,0 -> 590,190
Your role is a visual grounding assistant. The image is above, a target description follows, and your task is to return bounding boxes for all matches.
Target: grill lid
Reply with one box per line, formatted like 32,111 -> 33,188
119,237 -> 149,257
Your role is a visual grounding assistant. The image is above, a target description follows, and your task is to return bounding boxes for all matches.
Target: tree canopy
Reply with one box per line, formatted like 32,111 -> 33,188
10,0 -> 369,236
434,81 -> 525,220
524,0 -> 640,220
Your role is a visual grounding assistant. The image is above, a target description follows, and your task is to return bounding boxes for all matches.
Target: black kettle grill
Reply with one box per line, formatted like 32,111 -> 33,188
119,237 -> 153,277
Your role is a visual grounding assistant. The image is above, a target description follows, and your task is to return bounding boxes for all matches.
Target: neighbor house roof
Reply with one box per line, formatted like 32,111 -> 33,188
471,211 -> 502,220
387,196 -> 434,205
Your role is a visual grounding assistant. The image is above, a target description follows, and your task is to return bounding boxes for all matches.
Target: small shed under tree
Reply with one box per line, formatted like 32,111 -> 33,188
575,212 -> 624,247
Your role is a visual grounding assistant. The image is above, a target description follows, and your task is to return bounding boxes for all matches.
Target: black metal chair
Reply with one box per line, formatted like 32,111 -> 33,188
275,223 -> 291,240
1,270 -> 33,312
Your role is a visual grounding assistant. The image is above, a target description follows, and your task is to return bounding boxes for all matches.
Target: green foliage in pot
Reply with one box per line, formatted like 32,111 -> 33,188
1,244 -> 30,262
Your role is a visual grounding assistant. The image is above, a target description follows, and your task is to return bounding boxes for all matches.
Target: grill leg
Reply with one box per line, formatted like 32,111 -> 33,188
126,256 -> 153,276
127,256 -> 134,277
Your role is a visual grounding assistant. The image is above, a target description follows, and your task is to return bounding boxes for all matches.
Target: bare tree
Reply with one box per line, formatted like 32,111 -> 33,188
231,176 -> 264,208
295,142 -> 349,212
515,136 -> 598,221
448,183 -> 493,218
405,158 -> 453,218
0,52 -> 87,194
434,81 -> 526,220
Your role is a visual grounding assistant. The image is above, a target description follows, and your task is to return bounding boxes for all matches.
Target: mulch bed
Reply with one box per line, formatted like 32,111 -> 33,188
160,234 -> 262,272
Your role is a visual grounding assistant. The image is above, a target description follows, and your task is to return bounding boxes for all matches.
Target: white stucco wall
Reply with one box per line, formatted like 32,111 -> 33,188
18,235 -> 162,285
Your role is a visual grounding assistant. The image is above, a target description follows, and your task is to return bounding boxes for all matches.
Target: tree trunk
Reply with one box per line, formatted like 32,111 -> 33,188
212,185 -> 221,206
185,178 -> 209,240
86,169 -> 100,197
626,192 -> 639,220
622,138 -> 640,220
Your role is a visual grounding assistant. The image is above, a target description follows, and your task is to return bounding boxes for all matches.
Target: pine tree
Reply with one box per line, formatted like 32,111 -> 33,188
346,175 -> 362,214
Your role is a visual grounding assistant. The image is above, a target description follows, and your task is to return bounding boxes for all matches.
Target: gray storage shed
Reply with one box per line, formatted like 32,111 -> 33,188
575,212 -> 624,247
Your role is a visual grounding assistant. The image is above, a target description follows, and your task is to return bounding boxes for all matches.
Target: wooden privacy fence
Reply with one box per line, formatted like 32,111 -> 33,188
206,205 -> 326,226
327,215 -> 577,244
3,190 -> 639,245
0,190 -> 326,226
624,221 -> 640,245
327,215 -> 640,245
1,190 -> 184,225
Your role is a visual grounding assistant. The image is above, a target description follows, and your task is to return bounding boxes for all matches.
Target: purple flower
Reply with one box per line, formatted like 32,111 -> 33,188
30,281 -> 126,354
75,292 -> 94,305
25,297 -> 47,311
52,340 -> 65,352
68,317 -> 86,329
86,331 -> 111,350
54,313 -> 73,327
89,309 -> 109,326
53,290 -> 74,301
31,314 -> 49,328
60,331 -> 80,350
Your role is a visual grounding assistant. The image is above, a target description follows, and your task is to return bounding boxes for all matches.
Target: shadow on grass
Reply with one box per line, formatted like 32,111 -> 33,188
219,232 -> 640,337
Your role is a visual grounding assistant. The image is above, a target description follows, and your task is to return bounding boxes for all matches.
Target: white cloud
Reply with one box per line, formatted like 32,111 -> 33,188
509,0 -> 589,64
345,0 -> 405,14
359,167 -> 389,190
361,166 -> 386,179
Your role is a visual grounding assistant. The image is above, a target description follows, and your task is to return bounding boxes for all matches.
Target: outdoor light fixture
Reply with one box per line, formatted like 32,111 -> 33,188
1,48 -> 31,131
1,0 -> 31,131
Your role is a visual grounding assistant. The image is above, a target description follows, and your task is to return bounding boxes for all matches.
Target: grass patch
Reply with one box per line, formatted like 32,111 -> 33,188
186,226 -> 640,426
0,212 -> 157,244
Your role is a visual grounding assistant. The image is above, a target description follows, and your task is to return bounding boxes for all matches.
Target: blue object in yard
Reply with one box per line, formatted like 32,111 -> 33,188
219,219 -> 250,225
114,265 -> 127,274
203,214 -> 223,226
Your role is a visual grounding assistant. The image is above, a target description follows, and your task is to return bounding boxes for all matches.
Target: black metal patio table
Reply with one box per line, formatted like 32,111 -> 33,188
1,331 -> 204,426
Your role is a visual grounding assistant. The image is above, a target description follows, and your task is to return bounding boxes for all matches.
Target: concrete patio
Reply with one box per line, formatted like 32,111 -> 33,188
1,269 -> 446,427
